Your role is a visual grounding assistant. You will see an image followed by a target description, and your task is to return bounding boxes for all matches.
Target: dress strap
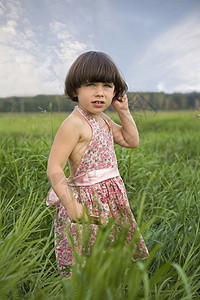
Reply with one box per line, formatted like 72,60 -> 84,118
75,105 -> 111,133
75,105 -> 91,119
101,113 -> 111,131
75,105 -> 96,129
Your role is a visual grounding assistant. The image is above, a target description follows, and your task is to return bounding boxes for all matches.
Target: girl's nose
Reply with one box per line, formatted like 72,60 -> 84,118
94,87 -> 104,97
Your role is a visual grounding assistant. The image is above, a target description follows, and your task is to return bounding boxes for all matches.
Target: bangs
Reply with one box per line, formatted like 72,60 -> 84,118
75,52 -> 117,86
82,58 -> 117,84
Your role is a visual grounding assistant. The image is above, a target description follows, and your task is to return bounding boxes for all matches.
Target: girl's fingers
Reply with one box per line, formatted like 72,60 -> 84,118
71,214 -> 100,225
90,215 -> 99,224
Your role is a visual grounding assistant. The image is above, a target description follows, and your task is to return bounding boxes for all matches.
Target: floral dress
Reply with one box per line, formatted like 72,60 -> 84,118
46,105 -> 149,274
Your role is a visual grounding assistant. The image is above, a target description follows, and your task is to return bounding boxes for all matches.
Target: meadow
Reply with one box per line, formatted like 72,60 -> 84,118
0,109 -> 199,299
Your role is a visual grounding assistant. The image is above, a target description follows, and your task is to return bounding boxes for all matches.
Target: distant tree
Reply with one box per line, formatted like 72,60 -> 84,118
0,93 -> 199,112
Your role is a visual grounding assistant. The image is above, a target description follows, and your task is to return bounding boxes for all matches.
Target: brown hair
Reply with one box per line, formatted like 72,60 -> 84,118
64,51 -> 128,102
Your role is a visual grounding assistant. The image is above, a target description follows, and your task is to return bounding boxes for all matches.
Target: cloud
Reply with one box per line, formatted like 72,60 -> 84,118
139,13 -> 200,92
0,2 -> 5,15
48,20 -> 87,81
157,81 -> 166,92
49,20 -> 87,64
2,0 -> 24,21
0,6 -> 54,96
0,3 -> 88,96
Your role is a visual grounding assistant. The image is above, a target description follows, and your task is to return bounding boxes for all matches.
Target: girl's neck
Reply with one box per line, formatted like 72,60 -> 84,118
78,104 -> 103,120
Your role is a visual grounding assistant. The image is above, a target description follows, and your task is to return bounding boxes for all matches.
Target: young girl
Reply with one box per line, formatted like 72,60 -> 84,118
46,51 -> 149,274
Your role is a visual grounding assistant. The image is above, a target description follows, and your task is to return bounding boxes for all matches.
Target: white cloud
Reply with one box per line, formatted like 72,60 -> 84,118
0,0 -> 53,96
157,82 -> 166,92
0,20 -> 17,42
0,6 -> 88,96
0,43 -> 59,96
49,20 -> 87,77
4,0 -> 24,21
0,2 -> 5,15
139,13 -> 200,92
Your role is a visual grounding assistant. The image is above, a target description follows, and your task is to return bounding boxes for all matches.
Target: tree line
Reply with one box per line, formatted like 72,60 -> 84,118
0,92 -> 199,113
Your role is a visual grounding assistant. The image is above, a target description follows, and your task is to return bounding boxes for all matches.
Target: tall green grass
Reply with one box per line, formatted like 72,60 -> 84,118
0,110 -> 199,299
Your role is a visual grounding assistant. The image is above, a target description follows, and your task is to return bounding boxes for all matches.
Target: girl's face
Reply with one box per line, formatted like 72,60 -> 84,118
76,82 -> 115,116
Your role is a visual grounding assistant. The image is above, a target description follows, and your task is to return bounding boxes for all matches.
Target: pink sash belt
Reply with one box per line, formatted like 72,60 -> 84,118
68,166 -> 120,186
46,166 -> 120,206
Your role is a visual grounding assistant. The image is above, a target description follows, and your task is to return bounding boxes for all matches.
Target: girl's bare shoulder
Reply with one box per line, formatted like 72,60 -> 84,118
60,110 -> 86,132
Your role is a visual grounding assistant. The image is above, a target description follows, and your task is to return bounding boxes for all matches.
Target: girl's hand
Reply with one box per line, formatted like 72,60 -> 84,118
112,94 -> 129,111
67,202 -> 102,225
66,201 -> 88,223
89,215 -> 109,225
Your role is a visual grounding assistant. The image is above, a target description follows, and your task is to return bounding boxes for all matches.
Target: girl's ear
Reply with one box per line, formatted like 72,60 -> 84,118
112,90 -> 116,99
72,90 -> 78,101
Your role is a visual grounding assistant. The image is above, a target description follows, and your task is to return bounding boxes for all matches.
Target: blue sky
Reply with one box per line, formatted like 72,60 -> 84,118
0,0 -> 200,97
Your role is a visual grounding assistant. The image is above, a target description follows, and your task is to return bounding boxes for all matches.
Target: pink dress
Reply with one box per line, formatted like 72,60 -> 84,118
46,105 -> 149,274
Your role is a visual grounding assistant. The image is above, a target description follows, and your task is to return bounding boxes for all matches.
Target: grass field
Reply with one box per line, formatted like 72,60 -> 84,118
0,109 -> 199,299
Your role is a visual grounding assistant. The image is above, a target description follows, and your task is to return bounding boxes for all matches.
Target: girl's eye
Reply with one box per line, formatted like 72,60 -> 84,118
104,83 -> 113,88
85,82 -> 114,88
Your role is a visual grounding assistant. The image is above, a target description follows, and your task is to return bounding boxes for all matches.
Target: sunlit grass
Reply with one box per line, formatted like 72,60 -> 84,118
0,110 -> 199,299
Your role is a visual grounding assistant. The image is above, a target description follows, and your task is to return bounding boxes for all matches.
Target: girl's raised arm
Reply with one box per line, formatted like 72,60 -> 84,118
105,94 -> 139,148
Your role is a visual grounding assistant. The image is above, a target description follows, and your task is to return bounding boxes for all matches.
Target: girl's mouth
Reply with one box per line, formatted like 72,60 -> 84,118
92,101 -> 104,107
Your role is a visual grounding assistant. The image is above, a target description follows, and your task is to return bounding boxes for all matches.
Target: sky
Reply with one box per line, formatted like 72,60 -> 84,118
0,0 -> 200,97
